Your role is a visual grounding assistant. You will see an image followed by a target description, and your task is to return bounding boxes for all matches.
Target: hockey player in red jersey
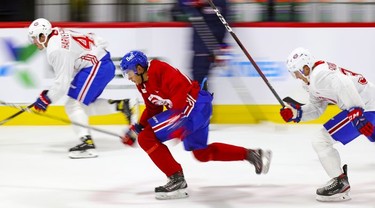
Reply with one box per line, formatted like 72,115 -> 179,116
120,50 -> 272,200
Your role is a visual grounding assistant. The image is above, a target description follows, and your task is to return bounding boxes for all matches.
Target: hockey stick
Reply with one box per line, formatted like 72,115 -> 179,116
0,101 -> 129,141
0,101 -> 34,125
282,96 -> 305,106
185,5 -> 266,122
206,0 -> 285,107
30,110 -> 126,139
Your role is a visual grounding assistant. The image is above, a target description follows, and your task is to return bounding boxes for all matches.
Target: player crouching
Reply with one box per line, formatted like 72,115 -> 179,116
119,50 -> 272,200
281,47 -> 375,202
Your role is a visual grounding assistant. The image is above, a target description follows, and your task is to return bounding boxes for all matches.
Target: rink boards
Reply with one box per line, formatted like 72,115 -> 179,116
0,22 -> 371,125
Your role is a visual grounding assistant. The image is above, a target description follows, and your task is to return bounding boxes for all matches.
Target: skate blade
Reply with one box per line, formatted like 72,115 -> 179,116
155,188 -> 189,200
261,150 -> 272,174
316,190 -> 351,202
68,149 -> 98,159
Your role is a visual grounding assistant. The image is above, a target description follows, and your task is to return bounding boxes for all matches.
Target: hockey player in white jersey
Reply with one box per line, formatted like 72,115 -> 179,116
280,47 -> 375,202
28,18 -> 135,159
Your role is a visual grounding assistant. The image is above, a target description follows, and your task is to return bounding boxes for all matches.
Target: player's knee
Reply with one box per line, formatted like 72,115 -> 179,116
192,144 -> 216,162
137,132 -> 149,151
137,130 -> 159,152
192,149 -> 210,162
64,98 -> 81,115
312,128 -> 334,153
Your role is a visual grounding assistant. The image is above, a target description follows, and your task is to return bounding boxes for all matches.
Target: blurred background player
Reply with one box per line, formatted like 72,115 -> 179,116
176,0 -> 230,88
28,18 -> 134,159
120,50 -> 272,200
280,47 -> 375,201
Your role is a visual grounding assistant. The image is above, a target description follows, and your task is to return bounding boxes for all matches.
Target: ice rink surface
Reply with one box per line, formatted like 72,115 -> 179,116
0,123 -> 374,208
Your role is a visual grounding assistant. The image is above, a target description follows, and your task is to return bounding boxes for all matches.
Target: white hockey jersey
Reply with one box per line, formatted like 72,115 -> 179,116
45,27 -> 109,103
301,61 -> 375,121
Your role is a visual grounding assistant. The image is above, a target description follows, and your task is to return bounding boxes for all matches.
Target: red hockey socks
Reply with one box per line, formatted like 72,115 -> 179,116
137,126 -> 182,177
192,142 -> 247,162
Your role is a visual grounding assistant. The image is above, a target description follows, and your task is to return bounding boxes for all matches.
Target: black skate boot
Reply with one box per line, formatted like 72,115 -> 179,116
155,171 -> 189,200
68,135 -> 98,159
316,164 -> 351,202
246,149 -> 272,174
108,99 -> 132,123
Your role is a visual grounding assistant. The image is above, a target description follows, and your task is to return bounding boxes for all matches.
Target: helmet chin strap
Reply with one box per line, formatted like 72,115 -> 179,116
140,73 -> 145,84
36,36 -> 48,49
294,70 -> 310,85
136,65 -> 147,85
136,71 -> 145,86
301,74 -> 310,85
41,43 -> 47,49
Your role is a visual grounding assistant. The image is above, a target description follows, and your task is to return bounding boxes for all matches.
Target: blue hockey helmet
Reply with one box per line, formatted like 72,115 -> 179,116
120,50 -> 148,75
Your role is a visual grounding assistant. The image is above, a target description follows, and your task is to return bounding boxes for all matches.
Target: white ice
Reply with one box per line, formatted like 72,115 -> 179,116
0,123 -> 374,208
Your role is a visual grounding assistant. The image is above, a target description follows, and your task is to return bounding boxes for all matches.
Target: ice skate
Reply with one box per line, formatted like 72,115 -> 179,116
68,135 -> 98,159
316,164 -> 351,202
155,171 -> 189,200
246,149 -> 272,174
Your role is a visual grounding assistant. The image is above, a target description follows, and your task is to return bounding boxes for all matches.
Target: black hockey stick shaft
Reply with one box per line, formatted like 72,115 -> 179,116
0,100 -> 125,139
206,0 -> 285,107
0,102 -> 34,125
30,110 -> 124,139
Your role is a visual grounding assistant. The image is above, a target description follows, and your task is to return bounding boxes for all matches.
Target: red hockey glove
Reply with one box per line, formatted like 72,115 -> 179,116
348,107 -> 374,137
121,123 -> 143,146
280,103 -> 302,123
34,90 -> 51,112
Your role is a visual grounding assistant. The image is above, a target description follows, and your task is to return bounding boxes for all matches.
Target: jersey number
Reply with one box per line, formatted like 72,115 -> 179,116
327,62 -> 367,85
72,36 -> 94,50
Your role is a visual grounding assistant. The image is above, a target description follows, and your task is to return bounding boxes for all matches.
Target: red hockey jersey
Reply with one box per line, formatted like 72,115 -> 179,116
136,59 -> 200,127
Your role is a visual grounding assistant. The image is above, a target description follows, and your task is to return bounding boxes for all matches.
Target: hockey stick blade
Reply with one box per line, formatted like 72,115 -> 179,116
282,97 -> 305,106
0,103 -> 34,125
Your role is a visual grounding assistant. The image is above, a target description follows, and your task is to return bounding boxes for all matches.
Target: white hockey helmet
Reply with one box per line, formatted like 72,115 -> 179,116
28,18 -> 52,45
286,47 -> 315,79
